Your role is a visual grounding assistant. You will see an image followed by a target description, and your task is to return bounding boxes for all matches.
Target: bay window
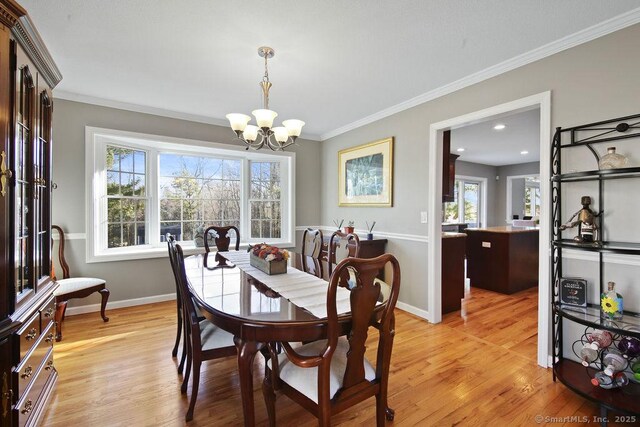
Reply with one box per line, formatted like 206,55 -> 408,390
86,127 -> 294,262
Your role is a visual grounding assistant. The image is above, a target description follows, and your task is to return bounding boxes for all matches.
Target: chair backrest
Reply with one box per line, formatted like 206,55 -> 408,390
203,225 -> 240,253
328,231 -> 360,276
51,225 -> 70,280
301,228 -> 323,277
166,234 -> 182,300
167,238 -> 201,334
327,255 -> 400,397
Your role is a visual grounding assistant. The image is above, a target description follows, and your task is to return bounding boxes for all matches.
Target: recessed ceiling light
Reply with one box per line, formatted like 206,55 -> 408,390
521,150 -> 529,155
493,124 -> 506,130
456,148 -> 465,152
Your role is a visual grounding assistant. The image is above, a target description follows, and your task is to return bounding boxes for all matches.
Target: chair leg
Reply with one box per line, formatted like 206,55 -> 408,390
99,288 -> 110,322
172,304 -> 182,358
181,333 -> 192,394
185,358 -> 201,422
54,300 -> 67,342
262,374 -> 277,427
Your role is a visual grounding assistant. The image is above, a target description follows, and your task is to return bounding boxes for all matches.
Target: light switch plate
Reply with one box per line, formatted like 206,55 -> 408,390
420,211 -> 428,223
482,241 -> 491,248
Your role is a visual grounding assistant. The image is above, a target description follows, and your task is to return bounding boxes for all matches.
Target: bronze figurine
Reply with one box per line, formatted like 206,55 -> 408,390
560,196 -> 601,243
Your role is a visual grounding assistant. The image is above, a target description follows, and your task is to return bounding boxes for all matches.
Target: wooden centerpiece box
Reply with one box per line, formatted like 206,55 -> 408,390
249,244 -> 288,275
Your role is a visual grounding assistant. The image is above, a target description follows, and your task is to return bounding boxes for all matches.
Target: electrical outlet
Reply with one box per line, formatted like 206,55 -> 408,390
420,211 -> 428,224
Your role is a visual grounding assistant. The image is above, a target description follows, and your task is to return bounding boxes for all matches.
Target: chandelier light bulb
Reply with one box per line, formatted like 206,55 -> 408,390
252,109 -> 278,129
242,125 -> 259,142
226,113 -> 251,132
282,119 -> 305,137
272,127 -> 289,143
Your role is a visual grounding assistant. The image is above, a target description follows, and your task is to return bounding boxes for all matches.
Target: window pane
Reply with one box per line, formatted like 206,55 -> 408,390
443,181 -> 459,223
249,161 -> 283,239
108,224 -> 122,248
107,199 -> 121,222
107,172 -> 119,195
159,153 -> 242,242
463,183 -> 479,224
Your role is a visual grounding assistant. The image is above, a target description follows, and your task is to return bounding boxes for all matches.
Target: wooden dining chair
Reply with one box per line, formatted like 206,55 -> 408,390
204,225 -> 240,268
328,231 -> 360,276
51,225 -> 110,342
166,234 -> 188,375
168,238 -> 237,421
262,254 -> 401,427
301,228 -> 323,278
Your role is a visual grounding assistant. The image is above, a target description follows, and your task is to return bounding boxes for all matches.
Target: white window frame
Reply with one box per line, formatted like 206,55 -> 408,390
443,175 -> 487,227
85,127 -> 295,263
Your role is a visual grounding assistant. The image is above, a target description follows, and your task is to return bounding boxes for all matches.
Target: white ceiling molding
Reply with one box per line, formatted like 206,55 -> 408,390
53,90 -> 324,142
320,6 -> 640,141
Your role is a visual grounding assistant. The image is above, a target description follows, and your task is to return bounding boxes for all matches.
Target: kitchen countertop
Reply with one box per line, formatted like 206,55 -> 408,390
443,232 -> 467,238
465,226 -> 539,234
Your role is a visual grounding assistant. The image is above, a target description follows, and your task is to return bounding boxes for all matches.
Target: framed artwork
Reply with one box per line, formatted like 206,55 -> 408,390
338,137 -> 393,207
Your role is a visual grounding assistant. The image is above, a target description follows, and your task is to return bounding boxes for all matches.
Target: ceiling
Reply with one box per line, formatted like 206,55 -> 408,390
451,108 -> 540,166
20,0 -> 640,140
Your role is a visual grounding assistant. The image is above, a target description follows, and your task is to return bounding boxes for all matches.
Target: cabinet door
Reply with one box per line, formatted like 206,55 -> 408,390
0,28 -> 13,321
34,87 -> 52,287
12,46 -> 36,306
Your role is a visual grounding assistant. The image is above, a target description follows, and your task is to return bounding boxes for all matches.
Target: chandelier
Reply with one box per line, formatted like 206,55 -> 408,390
226,46 -> 305,151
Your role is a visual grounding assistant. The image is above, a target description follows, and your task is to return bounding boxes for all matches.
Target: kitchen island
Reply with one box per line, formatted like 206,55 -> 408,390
465,226 -> 539,294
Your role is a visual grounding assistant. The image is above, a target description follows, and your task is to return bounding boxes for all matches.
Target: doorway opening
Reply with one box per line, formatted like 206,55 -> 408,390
427,92 -> 551,368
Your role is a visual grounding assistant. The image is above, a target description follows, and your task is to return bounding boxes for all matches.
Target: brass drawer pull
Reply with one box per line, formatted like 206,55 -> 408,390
44,360 -> 54,371
0,150 -> 12,198
21,399 -> 33,415
44,333 -> 54,343
20,366 -> 33,379
25,328 -> 37,341
43,307 -> 54,318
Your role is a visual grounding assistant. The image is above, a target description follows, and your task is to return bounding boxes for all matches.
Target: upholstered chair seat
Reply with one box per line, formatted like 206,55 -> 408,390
199,320 -> 235,351
268,337 -> 376,403
53,277 -> 106,296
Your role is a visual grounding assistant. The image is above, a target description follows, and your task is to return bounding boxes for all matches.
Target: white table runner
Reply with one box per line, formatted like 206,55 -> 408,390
219,251 -> 351,318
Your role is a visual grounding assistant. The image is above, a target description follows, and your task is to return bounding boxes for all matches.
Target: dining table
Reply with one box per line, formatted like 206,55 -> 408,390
183,250 -> 389,427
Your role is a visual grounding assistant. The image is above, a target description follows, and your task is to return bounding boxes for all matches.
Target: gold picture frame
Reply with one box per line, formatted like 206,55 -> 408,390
338,137 -> 393,207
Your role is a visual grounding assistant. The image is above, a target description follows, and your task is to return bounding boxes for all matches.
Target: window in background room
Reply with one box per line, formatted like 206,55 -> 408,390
159,154 -> 241,241
524,177 -> 541,218
106,146 -> 147,248
250,161 -> 281,239
443,178 -> 482,227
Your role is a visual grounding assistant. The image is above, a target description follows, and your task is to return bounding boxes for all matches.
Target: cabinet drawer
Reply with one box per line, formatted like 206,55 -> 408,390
17,314 -> 41,361
15,349 -> 55,427
40,296 -> 56,332
16,322 -> 54,397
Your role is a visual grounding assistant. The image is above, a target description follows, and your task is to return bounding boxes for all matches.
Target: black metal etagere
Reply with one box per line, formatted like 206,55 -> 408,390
551,113 -> 640,425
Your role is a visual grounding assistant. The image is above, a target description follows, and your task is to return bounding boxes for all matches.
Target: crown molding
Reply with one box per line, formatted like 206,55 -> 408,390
12,15 -> 63,88
0,0 -> 25,27
53,91 -> 323,141
320,7 -> 640,141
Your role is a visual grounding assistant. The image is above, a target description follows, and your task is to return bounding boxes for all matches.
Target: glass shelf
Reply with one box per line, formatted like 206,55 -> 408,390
554,303 -> 640,338
553,240 -> 640,255
552,167 -> 640,182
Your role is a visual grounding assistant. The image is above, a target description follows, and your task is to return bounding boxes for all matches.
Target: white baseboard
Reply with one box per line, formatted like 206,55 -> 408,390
396,301 -> 430,321
65,293 -> 176,316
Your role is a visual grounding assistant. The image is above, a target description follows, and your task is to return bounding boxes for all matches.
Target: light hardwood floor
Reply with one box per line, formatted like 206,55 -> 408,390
42,287 -> 626,426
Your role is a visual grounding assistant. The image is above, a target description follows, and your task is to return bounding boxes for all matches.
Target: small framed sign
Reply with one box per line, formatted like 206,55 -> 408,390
560,278 -> 587,307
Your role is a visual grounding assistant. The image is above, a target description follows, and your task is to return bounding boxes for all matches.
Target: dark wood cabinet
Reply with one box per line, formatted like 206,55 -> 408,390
442,130 -> 459,202
0,2 -> 62,426
465,227 -> 538,294
442,234 -> 466,314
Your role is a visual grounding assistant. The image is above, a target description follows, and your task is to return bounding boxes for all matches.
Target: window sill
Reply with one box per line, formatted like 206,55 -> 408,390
86,240 -> 295,263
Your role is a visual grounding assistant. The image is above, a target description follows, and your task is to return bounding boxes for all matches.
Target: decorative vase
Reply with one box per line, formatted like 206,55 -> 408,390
344,226 -> 354,234
598,147 -> 628,170
367,233 -> 373,240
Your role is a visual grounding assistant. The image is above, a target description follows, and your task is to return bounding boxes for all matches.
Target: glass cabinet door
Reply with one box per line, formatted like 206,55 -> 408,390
13,63 -> 34,302
35,91 -> 52,286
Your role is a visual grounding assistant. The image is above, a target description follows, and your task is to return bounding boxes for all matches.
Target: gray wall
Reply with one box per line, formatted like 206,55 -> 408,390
496,161 -> 540,223
320,23 -> 640,311
51,99 -> 322,308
